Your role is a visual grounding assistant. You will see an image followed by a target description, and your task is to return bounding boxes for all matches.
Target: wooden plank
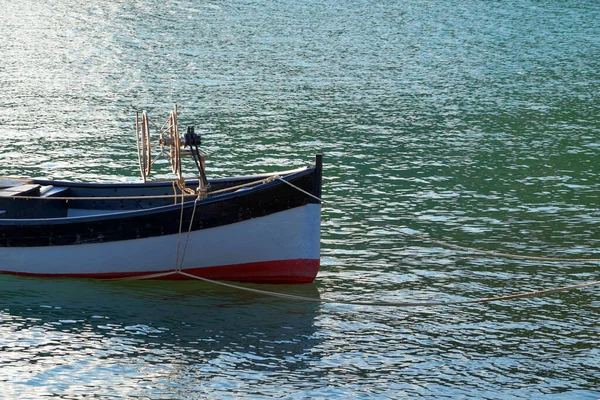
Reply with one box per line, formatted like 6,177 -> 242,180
0,177 -> 33,189
0,184 -> 42,197
40,186 -> 70,197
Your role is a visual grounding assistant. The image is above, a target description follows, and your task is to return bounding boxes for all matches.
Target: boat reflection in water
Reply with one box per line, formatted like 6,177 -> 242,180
1,275 -> 322,396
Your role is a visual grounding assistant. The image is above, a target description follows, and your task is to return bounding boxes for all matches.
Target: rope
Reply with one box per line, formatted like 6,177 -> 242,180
13,177 -> 277,202
173,190 -> 186,271
171,181 -> 178,205
178,197 -> 200,271
176,178 -> 196,196
107,176 -> 600,307
101,174 -> 600,309
108,270 -> 600,308
108,271 -> 178,280
275,175 -> 325,203
208,176 -> 276,196
275,177 -> 600,263
411,236 -> 600,262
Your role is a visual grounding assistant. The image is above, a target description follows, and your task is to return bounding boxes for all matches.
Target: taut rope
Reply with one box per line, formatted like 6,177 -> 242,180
109,269 -> 600,307
107,174 -> 599,308
274,176 -> 600,263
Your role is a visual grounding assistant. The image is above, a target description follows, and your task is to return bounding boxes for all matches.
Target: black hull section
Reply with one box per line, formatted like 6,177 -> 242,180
0,160 -> 322,248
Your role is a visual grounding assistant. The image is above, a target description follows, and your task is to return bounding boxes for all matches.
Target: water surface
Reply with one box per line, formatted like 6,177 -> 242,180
1,0 -> 599,398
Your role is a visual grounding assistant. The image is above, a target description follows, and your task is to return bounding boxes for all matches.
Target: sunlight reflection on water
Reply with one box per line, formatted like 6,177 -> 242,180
1,0 -> 599,397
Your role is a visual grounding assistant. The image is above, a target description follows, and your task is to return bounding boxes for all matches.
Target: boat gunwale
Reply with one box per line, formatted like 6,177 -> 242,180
0,167 -> 317,226
29,166 -> 309,189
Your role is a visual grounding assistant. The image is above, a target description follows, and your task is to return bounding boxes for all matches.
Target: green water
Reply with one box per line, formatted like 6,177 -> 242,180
1,0 -> 599,398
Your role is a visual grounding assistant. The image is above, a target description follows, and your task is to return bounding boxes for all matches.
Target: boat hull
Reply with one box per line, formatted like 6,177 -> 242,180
0,156 -> 323,283
0,204 -> 321,283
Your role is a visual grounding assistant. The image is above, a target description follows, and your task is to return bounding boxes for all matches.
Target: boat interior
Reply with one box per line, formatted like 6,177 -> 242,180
1,107 -> 317,221
0,167 -> 309,220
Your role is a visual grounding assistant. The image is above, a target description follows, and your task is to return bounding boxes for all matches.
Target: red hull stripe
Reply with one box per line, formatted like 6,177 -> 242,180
1,259 -> 320,284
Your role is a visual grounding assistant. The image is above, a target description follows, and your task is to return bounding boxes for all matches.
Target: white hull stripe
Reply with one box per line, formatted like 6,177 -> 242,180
0,205 -> 320,278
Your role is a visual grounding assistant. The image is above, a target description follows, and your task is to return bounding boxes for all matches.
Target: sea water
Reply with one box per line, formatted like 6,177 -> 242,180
0,0 -> 599,398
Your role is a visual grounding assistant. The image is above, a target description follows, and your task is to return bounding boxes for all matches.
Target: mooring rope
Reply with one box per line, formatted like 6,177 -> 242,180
106,174 -> 599,308
173,189 -> 186,272
208,176 -> 276,196
274,177 -> 600,263
178,272 -> 600,307
108,270 -> 600,307
178,197 -> 200,271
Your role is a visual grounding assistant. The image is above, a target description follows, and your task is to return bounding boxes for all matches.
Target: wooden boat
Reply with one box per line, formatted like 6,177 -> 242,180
0,107 -> 322,283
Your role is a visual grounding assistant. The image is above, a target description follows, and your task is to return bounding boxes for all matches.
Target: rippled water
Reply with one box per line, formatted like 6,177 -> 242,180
1,0 -> 599,398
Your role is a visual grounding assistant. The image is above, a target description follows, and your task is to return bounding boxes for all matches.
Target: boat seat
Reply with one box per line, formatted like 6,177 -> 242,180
0,184 -> 42,197
40,186 -> 70,197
